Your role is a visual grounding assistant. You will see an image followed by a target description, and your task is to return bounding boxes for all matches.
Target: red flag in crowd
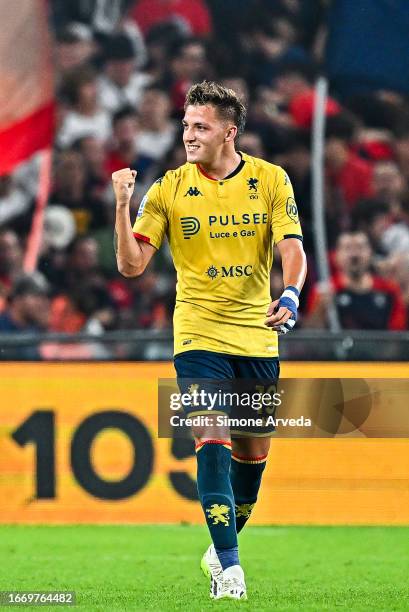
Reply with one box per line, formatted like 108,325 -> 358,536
0,0 -> 54,175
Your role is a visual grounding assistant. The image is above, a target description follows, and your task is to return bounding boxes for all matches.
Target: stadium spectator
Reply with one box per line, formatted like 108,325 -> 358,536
220,77 -> 249,107
275,130 -> 313,248
136,87 -> 177,160
0,230 -> 24,308
57,65 -> 112,148
325,113 -> 373,209
48,235 -> 116,329
376,252 -> 409,322
112,269 -> 173,331
62,235 -> 101,287
49,150 -> 107,234
54,24 -> 96,78
243,88 -> 298,163
51,0 -> 132,37
0,175 -> 32,229
49,279 -> 115,333
166,38 -> 208,111
395,129 -> 409,182
143,22 -> 186,82
305,231 -> 407,330
73,136 -> 109,199
129,0 -> 212,37
98,34 -> 152,114
239,132 -> 265,159
105,106 -> 156,196
353,200 -> 392,256
241,17 -> 311,89
353,197 -> 409,260
0,272 -> 50,332
371,161 -> 407,218
247,60 -> 341,129
155,139 -> 188,175
273,63 -> 341,129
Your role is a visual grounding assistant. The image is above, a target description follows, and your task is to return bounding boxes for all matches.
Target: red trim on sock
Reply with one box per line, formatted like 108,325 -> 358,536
232,453 -> 268,462
195,439 -> 232,451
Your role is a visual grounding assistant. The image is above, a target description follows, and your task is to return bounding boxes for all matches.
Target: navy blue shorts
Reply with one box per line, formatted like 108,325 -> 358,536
174,350 -> 280,436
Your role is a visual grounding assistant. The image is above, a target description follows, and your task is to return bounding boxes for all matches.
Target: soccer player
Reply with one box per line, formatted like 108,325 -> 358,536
113,81 -> 307,600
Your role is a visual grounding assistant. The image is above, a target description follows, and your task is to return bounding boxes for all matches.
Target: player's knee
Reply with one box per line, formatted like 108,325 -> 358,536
232,437 -> 271,459
192,422 -> 230,442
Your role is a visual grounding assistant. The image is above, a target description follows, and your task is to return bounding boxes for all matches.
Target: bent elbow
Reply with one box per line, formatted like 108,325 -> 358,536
119,266 -> 144,278
117,259 -> 146,278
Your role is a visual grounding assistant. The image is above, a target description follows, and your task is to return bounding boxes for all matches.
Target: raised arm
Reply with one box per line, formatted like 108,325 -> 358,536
113,168 -> 156,277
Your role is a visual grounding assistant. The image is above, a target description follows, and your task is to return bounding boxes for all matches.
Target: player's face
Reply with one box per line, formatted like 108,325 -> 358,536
182,105 -> 232,165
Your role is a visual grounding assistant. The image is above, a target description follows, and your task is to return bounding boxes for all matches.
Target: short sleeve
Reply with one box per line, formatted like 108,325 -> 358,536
132,176 -> 168,249
271,166 -> 303,245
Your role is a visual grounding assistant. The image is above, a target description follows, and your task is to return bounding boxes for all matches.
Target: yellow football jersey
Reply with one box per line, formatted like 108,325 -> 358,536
132,152 -> 302,357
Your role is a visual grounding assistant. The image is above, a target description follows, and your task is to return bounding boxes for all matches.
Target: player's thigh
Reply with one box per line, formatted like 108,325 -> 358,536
231,356 -> 280,439
174,350 -> 234,441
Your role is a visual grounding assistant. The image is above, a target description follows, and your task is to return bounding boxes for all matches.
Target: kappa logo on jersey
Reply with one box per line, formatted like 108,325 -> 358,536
184,186 -> 203,197
137,194 -> 148,218
247,177 -> 259,199
206,264 -> 253,279
180,216 -> 200,238
286,197 -> 299,223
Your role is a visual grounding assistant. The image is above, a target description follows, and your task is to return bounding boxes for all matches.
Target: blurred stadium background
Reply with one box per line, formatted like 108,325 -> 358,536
0,3 -> 408,605
0,0 -> 408,361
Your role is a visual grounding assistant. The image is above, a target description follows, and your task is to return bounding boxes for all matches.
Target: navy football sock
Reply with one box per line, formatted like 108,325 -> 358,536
215,545 -> 239,571
230,453 -> 267,533
196,440 -> 239,569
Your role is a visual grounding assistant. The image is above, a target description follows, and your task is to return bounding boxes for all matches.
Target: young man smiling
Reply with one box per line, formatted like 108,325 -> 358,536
113,81 -> 307,600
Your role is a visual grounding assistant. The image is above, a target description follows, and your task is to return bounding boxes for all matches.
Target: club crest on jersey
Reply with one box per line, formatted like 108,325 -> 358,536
184,186 -> 203,197
247,177 -> 259,199
180,216 -> 200,238
286,197 -> 299,223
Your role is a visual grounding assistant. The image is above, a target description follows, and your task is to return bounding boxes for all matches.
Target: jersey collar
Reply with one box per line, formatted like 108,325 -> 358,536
197,152 -> 246,181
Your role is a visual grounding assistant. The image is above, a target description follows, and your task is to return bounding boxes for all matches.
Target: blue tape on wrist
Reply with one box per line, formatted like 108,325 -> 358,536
285,285 -> 300,297
278,296 -> 298,320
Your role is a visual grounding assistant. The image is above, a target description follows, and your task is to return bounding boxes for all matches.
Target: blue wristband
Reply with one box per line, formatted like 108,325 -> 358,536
278,286 -> 299,320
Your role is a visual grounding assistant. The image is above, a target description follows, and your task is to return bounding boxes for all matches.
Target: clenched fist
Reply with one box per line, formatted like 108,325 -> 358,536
112,168 -> 137,207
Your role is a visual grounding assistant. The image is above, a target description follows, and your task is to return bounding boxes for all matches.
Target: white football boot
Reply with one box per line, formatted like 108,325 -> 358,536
200,544 -> 223,581
210,564 -> 247,600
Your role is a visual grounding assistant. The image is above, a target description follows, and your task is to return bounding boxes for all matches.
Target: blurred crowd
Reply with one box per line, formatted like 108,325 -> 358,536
1,0 -> 409,345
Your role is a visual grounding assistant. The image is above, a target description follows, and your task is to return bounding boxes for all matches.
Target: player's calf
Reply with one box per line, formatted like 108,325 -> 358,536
230,438 -> 270,533
196,440 -> 240,570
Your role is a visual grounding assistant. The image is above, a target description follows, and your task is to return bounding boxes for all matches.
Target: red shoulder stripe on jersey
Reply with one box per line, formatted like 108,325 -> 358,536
133,232 -> 151,243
